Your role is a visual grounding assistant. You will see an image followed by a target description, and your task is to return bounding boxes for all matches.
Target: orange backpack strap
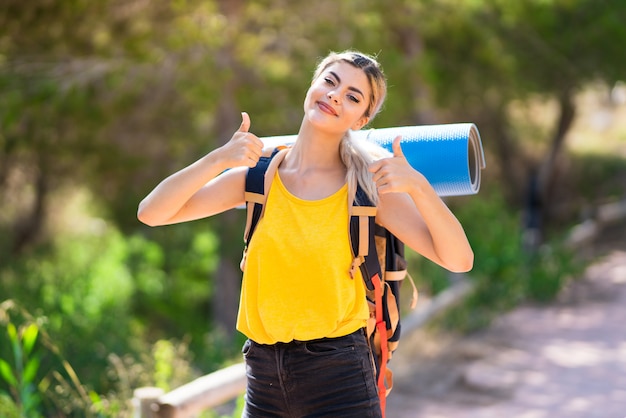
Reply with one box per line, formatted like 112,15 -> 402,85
348,186 -> 393,416
349,187 -> 418,417
372,272 -> 391,416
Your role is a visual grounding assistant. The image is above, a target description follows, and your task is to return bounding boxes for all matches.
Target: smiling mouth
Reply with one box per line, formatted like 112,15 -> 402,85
317,101 -> 338,116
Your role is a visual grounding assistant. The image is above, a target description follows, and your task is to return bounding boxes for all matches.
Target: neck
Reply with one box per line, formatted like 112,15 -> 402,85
284,120 -> 346,172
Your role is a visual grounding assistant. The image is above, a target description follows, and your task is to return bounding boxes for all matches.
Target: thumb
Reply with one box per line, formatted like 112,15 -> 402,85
239,112 -> 250,132
392,135 -> 404,158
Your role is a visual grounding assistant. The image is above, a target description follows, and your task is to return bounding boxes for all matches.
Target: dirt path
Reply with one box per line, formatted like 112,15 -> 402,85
386,231 -> 626,417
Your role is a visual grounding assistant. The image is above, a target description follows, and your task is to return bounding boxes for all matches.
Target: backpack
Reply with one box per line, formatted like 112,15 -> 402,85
240,147 -> 418,417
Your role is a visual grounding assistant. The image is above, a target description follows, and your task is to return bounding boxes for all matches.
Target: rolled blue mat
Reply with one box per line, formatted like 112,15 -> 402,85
261,123 -> 486,197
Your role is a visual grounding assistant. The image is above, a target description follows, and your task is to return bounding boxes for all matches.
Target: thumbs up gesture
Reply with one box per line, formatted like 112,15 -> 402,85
221,112 -> 264,168
369,135 -> 424,195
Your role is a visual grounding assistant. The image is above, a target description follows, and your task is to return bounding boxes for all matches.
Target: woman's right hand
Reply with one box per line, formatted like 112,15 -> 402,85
219,112 -> 264,169
137,112 -> 262,226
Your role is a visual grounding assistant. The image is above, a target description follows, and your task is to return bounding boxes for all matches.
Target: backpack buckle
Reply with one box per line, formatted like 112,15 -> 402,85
349,255 -> 365,279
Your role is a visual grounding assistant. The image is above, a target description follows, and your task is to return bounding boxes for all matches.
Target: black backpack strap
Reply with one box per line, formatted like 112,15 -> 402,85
242,147 -> 283,245
241,147 -> 288,271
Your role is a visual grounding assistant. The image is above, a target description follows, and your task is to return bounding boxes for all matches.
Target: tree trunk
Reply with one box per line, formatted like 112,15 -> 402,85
538,90 -> 576,227
12,163 -> 48,255
211,0 -> 245,341
213,210 -> 245,341
211,72 -> 243,341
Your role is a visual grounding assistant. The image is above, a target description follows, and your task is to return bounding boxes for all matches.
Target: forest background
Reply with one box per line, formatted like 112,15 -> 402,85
1,0 -> 626,416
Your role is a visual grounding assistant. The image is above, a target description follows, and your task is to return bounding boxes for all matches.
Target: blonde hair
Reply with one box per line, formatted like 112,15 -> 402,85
313,51 -> 387,205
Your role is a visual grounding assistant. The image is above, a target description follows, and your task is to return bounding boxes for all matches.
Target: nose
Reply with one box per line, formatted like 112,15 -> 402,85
327,91 -> 340,103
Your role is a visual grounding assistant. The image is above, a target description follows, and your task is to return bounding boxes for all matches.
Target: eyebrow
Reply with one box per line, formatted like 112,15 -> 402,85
329,71 -> 365,98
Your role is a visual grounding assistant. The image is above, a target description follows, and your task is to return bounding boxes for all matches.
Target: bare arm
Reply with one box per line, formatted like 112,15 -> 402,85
137,112 -> 263,226
369,136 -> 474,272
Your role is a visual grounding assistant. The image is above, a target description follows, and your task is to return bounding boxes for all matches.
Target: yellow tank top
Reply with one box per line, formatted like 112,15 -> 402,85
236,171 -> 369,344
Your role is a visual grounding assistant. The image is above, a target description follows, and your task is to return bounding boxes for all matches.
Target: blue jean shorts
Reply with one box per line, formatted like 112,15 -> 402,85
241,328 -> 381,418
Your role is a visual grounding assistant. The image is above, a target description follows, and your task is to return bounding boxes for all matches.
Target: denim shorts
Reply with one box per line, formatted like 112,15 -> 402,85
241,328 -> 381,418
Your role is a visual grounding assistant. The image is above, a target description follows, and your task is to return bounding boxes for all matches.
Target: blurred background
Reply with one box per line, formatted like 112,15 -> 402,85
1,0 -> 625,416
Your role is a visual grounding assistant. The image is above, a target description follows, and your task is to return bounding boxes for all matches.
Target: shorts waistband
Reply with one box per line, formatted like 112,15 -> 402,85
253,328 -> 366,348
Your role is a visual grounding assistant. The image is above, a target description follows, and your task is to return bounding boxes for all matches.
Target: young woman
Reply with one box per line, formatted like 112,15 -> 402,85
138,51 -> 474,417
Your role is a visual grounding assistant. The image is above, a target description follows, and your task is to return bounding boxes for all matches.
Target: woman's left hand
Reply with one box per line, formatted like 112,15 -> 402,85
371,135 -> 474,273
368,135 -> 425,195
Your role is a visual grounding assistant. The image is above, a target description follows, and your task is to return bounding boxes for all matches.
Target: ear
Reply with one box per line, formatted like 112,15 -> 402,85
351,116 -> 370,131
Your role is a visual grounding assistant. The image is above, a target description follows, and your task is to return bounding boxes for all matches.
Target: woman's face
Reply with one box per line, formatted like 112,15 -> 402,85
303,61 -> 371,134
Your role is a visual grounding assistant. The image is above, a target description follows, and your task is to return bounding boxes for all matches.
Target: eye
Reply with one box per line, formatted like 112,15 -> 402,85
348,94 -> 360,104
324,77 -> 335,86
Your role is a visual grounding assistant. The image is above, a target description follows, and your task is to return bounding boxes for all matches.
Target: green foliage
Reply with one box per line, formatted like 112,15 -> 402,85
130,223 -> 223,354
410,191 -> 524,330
151,339 -> 196,391
92,337 -> 202,418
0,392 -> 21,418
524,242 -> 582,302
0,321 -> 42,417
0,300 -> 98,417
16,228 -> 139,389
570,152 -> 626,204
0,300 -> 215,418
0,208 -> 226,393
426,188 -> 581,332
